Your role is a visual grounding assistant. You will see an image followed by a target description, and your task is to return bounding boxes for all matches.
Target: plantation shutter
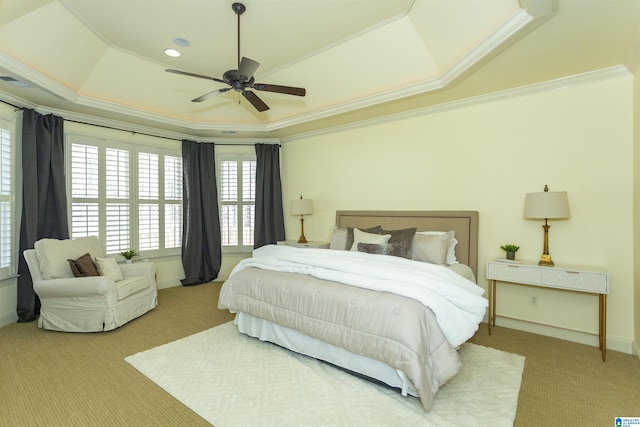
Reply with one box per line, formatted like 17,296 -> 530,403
138,152 -> 159,251
105,148 -> 130,253
242,160 -> 256,245
70,143 -> 100,238
0,122 -> 12,273
164,154 -> 182,248
218,156 -> 255,249
220,159 -> 238,246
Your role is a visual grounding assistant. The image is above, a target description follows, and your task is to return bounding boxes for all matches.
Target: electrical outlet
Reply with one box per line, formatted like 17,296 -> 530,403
529,294 -> 539,306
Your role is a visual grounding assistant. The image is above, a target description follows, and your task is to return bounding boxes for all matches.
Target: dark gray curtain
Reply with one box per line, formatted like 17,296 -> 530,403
181,140 -> 221,286
254,143 -> 285,248
17,109 -> 69,322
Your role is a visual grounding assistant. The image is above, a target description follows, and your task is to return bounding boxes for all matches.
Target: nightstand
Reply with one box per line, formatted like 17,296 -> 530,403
277,240 -> 329,249
486,259 -> 609,361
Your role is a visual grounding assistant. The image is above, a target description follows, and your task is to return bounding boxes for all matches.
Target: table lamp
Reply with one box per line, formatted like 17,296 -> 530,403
524,185 -> 570,266
291,196 -> 313,244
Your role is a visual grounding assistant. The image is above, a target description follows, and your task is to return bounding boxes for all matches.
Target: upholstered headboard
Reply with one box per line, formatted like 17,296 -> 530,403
335,210 -> 479,278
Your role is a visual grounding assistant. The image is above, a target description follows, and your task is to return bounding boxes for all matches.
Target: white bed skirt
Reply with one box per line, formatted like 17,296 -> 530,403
234,312 -> 418,397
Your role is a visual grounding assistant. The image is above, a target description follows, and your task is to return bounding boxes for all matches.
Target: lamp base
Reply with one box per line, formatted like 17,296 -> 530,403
538,254 -> 555,267
297,217 -> 307,244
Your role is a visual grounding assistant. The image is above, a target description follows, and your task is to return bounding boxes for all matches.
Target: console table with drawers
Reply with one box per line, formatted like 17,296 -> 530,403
486,260 -> 609,361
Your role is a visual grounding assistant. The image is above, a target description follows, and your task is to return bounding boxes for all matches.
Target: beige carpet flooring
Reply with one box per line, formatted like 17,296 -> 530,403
1,282 -> 638,426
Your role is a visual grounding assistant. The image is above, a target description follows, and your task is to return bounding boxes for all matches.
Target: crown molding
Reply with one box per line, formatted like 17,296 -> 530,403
57,108 -> 279,144
274,6 -> 545,131
281,65 -> 630,143
3,64 -> 629,146
0,2 -> 553,136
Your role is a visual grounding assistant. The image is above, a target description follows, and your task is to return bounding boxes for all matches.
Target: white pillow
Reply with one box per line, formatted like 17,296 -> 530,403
448,237 -> 459,264
412,231 -> 456,265
329,226 -> 348,250
95,257 -> 124,281
415,231 -> 458,264
350,228 -> 391,251
34,236 -> 103,279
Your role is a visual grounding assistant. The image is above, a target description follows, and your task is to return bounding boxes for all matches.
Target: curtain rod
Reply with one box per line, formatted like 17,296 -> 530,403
0,99 -> 278,146
64,118 -> 186,142
0,99 -> 22,110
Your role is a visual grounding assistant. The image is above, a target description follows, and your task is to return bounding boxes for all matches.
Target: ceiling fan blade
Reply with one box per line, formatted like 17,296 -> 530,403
237,57 -> 260,81
166,69 -> 226,85
242,90 -> 269,112
191,88 -> 231,103
253,83 -> 306,97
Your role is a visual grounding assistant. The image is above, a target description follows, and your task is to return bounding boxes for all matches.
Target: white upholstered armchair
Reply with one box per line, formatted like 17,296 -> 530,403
23,236 -> 157,332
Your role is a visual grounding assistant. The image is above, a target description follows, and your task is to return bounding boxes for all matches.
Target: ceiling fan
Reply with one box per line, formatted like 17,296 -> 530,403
166,2 -> 306,112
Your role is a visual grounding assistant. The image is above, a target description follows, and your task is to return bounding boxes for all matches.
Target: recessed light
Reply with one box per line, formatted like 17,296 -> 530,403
164,48 -> 181,58
173,38 -> 190,47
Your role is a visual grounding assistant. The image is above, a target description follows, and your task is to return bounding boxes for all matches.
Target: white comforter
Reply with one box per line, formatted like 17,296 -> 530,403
230,245 -> 488,347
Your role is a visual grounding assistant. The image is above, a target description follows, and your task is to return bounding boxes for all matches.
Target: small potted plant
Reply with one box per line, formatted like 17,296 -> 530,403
119,249 -> 139,264
500,244 -> 520,260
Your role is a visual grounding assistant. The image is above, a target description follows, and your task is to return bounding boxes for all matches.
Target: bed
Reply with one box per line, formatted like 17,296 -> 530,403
218,210 -> 487,411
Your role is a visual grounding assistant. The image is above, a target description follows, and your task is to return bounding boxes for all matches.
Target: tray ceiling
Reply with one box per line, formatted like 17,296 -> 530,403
0,0 -> 638,139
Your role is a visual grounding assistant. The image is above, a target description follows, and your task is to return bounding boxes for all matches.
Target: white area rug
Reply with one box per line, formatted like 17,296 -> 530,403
126,322 -> 524,427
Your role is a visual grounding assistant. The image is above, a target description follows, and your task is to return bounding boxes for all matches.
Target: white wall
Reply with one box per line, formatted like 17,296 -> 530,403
280,72 -> 635,353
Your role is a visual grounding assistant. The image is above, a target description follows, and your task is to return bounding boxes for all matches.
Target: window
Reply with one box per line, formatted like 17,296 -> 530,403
218,153 -> 256,251
68,134 -> 182,257
0,118 -> 13,276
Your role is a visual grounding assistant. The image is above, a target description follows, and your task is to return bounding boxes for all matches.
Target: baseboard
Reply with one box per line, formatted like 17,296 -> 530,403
493,317 -> 634,355
156,279 -> 182,290
632,340 -> 640,360
0,310 -> 17,329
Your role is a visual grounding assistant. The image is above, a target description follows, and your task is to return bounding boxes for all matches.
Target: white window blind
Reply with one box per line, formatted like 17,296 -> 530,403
138,152 -> 159,250
164,155 -> 182,248
68,135 -> 181,257
218,155 -> 255,250
105,203 -> 130,253
70,144 -> 100,238
105,148 -> 129,199
138,152 -> 158,199
0,119 -> 13,275
105,148 -> 131,253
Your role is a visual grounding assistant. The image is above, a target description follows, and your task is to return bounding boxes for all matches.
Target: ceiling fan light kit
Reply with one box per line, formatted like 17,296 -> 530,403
166,2 -> 306,112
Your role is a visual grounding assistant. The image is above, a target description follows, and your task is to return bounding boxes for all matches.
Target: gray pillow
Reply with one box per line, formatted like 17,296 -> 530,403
345,225 -> 381,251
67,253 -> 99,277
381,227 -> 417,259
356,242 -> 410,259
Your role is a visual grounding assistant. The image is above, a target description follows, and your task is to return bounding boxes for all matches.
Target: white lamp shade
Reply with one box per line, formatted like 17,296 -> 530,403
291,198 -> 313,216
524,191 -> 570,219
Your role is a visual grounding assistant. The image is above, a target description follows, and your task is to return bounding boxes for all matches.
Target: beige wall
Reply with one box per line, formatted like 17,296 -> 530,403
281,73 -> 636,353
1,72 -> 637,357
633,61 -> 640,357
